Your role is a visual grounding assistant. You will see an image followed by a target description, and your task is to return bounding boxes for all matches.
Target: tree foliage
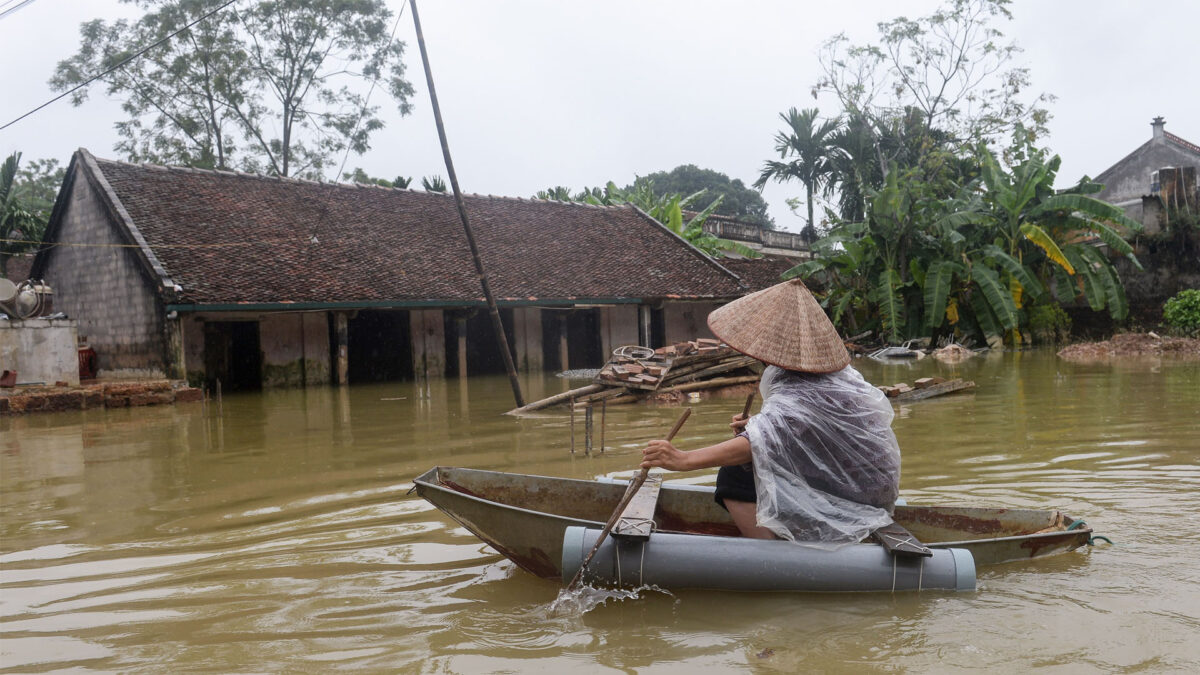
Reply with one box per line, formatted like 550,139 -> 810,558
754,108 -> 841,242
793,133 -> 1142,345
1,153 -> 61,277
534,180 -> 760,259
51,0 -> 415,178
421,175 -> 447,192
633,165 -> 774,229
342,167 -> 411,188
813,0 -> 1053,153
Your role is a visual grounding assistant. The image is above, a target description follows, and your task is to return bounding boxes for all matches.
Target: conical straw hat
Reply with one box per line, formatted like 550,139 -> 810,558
707,278 -> 849,373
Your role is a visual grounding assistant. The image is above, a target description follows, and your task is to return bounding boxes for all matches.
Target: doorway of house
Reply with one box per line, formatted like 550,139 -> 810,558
347,310 -> 413,383
203,321 -> 263,391
541,308 -> 603,372
447,308 -> 516,376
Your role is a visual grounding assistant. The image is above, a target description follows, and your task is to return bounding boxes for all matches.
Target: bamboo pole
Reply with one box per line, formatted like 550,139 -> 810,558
505,383 -> 605,415
409,0 -> 524,408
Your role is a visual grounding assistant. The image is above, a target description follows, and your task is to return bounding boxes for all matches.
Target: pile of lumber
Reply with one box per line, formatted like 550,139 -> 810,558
878,377 -> 975,402
595,338 -> 726,389
507,340 -> 760,415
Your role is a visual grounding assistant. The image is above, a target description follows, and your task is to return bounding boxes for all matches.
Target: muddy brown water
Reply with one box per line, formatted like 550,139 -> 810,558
2,351 -> 1198,672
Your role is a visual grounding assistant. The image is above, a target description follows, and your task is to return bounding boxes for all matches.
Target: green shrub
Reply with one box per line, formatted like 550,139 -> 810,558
1163,289 -> 1200,336
1028,303 -> 1072,344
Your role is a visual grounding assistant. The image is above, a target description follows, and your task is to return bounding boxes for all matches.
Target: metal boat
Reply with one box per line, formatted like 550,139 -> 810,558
413,466 -> 1092,590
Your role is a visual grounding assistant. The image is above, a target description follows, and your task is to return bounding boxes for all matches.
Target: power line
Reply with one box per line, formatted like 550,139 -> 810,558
333,0 -> 407,182
0,0 -> 40,22
0,0 -> 242,132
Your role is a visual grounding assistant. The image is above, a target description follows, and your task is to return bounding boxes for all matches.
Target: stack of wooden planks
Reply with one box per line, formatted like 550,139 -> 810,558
878,377 -> 975,402
595,339 -> 727,390
506,340 -> 761,415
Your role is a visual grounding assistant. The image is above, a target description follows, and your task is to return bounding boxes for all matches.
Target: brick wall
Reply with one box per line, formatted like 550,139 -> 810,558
39,171 -> 168,378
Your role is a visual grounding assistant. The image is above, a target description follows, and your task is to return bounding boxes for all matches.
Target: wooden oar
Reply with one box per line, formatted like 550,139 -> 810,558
735,392 -> 755,437
565,407 -> 692,591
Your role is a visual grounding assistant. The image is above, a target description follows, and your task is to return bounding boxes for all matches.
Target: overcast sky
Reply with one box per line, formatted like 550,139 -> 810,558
1,0 -> 1197,232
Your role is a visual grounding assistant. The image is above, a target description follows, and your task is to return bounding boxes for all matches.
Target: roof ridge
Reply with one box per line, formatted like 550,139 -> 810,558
1165,131 -> 1200,155
92,154 -> 632,208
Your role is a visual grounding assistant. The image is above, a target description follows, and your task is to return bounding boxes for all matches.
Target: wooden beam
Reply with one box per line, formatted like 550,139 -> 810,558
614,475 -> 662,540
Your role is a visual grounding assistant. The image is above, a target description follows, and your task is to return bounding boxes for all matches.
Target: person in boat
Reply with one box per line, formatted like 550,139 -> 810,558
640,278 -> 901,544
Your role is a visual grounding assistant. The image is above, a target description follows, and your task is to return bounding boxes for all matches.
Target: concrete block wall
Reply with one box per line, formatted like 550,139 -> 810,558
0,319 -> 80,386
260,312 -> 331,386
182,315 -> 205,385
511,307 -> 543,372
600,305 -> 640,357
664,301 -> 719,345
38,171 -> 167,378
181,311 -> 331,388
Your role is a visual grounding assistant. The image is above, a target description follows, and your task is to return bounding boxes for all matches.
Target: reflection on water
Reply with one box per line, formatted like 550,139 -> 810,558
2,352 -> 1198,671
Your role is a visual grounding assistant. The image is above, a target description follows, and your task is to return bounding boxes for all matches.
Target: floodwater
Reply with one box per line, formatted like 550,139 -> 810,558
2,351 -> 1198,673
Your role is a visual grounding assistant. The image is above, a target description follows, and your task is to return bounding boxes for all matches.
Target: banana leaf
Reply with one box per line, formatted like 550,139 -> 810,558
983,245 -> 1045,301
1062,214 -> 1143,268
872,268 -> 905,344
831,290 -> 855,326
1051,265 -> 1076,304
1020,222 -> 1074,274
971,265 -> 1019,330
1065,248 -> 1106,311
968,291 -> 1003,342
1080,245 -> 1129,320
923,260 -> 958,330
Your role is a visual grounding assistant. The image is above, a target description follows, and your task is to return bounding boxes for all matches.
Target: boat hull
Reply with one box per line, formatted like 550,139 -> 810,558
413,466 -> 1092,580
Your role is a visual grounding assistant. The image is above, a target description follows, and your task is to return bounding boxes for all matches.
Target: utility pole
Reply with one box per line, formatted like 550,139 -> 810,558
409,0 -> 525,408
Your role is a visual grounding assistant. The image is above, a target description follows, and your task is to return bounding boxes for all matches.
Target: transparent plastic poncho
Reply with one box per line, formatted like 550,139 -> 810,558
745,365 -> 900,546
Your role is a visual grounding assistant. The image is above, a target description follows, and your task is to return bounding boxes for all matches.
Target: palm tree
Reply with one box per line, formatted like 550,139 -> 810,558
1,152 -> 36,278
754,108 -> 841,241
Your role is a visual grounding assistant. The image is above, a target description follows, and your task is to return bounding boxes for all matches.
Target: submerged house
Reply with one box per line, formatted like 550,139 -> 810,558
32,149 -> 767,390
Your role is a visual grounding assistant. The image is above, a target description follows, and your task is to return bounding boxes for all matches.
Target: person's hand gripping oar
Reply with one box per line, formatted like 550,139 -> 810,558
731,391 -> 755,437
565,408 -> 692,591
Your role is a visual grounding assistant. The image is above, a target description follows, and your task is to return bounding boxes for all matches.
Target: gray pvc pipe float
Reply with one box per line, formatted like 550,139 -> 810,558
562,526 -> 976,592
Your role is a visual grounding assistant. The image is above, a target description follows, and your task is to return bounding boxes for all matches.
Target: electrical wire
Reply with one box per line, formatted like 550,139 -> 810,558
0,0 -> 39,22
1,236 -> 323,249
0,0 -> 243,132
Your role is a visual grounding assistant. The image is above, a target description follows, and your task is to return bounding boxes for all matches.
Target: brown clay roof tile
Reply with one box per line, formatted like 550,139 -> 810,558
89,157 -> 745,305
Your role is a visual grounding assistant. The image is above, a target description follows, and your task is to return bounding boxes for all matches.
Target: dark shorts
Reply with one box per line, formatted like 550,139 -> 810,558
714,463 -> 756,509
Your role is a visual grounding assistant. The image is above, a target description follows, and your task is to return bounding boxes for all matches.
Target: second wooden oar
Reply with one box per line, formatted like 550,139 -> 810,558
565,407 -> 692,591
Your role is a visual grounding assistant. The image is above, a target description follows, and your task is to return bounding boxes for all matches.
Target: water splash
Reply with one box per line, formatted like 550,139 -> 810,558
547,583 -> 672,616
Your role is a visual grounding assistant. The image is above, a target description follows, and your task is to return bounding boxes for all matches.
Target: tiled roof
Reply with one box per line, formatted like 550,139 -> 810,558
78,153 -> 745,305
1165,131 -> 1200,155
719,257 -> 799,291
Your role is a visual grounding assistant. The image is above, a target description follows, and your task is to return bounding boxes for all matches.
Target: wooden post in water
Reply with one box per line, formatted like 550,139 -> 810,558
599,400 -> 606,453
456,315 -> 468,379
409,0 -> 524,408
559,314 -> 569,374
585,403 -> 593,456
334,312 -> 349,386
215,378 -> 223,418
569,396 -> 576,454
